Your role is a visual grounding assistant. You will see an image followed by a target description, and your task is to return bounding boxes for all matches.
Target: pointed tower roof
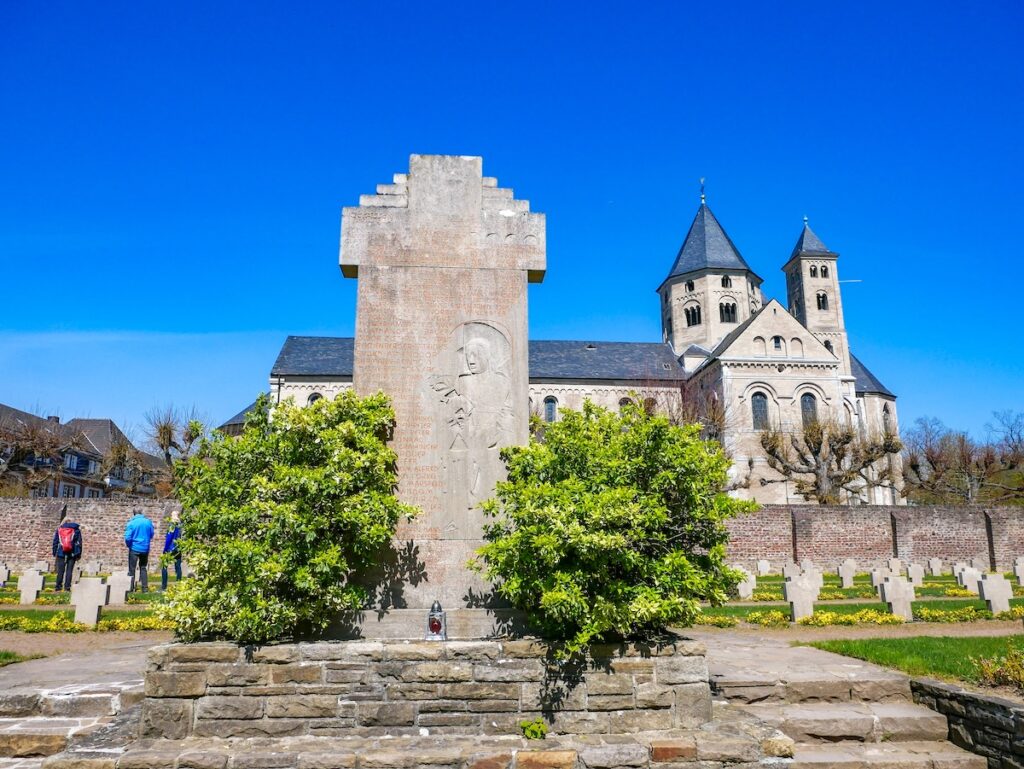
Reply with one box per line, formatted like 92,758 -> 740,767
664,203 -> 759,282
790,221 -> 834,257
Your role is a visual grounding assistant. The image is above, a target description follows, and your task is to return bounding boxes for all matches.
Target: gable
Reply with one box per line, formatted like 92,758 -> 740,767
709,300 -> 834,361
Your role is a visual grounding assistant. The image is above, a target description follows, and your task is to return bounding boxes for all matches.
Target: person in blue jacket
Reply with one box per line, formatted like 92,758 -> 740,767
51,518 -> 83,592
124,509 -> 155,592
161,509 -> 182,591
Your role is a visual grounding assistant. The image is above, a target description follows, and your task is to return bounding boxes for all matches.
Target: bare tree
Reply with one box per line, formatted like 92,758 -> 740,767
144,405 -> 205,468
0,411 -> 84,496
101,438 -> 151,496
759,420 -> 902,504
903,413 -> 1024,504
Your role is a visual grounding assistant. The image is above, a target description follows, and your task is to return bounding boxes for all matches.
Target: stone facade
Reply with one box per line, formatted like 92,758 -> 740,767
141,638 -> 711,741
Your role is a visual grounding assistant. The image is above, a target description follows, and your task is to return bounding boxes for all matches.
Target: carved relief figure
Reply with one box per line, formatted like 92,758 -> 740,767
431,323 -> 514,533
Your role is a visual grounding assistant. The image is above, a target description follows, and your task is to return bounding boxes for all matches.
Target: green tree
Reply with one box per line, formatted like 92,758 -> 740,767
161,392 -> 415,644
474,400 -> 753,656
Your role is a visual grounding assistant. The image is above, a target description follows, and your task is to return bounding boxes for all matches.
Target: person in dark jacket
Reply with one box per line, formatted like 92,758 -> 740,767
52,520 -> 83,592
160,509 -> 182,591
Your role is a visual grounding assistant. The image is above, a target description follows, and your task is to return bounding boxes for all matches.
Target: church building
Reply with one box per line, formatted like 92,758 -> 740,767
226,193 -> 899,506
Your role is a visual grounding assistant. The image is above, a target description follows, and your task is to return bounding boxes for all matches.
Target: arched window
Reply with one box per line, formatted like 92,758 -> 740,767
618,397 -> 633,413
824,340 -> 834,353
883,405 -> 893,434
751,392 -> 769,430
809,265 -> 818,278
800,393 -> 818,428
821,265 -> 829,278
772,335 -> 782,350
643,397 -> 657,415
684,304 -> 702,327
685,280 -> 695,292
816,292 -> 829,310
719,302 -> 737,323
544,396 -> 558,423
307,393 -> 323,405
721,275 -> 732,288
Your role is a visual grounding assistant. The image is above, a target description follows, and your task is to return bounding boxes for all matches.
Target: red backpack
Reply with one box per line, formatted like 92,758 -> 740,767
58,526 -> 75,554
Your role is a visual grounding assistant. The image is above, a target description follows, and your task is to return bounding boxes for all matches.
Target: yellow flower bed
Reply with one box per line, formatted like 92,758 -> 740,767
746,610 -> 790,628
0,613 -> 172,633
695,614 -> 739,628
798,609 -> 904,627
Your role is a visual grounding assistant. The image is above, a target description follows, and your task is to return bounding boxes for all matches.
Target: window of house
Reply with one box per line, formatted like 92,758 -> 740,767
721,275 -> 732,288
685,280 -> 694,292
61,484 -> 77,498
816,292 -> 829,310
64,453 -> 76,469
307,393 -> 323,405
719,303 -> 737,323
87,489 -> 101,498
821,265 -> 829,278
824,340 -> 834,353
800,393 -> 818,428
809,265 -> 818,278
544,396 -> 558,423
34,484 -> 50,498
751,392 -> 769,430
772,336 -> 782,350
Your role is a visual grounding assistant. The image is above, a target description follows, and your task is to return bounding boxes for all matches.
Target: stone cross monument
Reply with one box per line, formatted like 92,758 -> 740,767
341,155 -> 545,610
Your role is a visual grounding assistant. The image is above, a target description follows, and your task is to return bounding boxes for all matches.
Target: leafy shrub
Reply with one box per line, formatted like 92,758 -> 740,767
976,645 -> 1024,691
746,610 -> 790,628
519,717 -> 548,740
161,392 -> 416,644
98,615 -> 173,632
798,609 -> 904,627
474,400 -> 754,656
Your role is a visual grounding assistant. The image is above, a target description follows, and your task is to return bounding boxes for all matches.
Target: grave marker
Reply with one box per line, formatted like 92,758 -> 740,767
782,563 -> 801,579
979,574 -> 1013,615
928,558 -> 943,577
106,572 -> 134,604
70,578 -> 110,627
870,568 -> 893,589
907,563 -> 924,588
1014,559 -> 1024,587
838,559 -> 857,589
32,560 -> 50,572
971,556 -> 988,571
959,568 -> 982,594
18,570 -> 44,605
887,557 -> 903,576
736,567 -> 756,600
880,576 -> 915,621
0,563 -> 8,587
783,576 -> 816,622
756,559 -> 771,577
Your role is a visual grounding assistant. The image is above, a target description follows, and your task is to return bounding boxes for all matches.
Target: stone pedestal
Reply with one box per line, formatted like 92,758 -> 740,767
341,155 -> 545,614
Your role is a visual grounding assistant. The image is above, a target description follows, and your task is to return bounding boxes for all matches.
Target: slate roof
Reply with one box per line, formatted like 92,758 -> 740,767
64,418 -> 132,456
664,203 -> 760,282
851,354 -> 895,398
272,336 -> 355,377
530,340 -> 684,381
221,401 -> 260,428
790,222 -> 832,257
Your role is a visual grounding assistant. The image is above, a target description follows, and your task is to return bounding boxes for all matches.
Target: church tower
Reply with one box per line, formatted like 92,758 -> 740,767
782,221 -> 851,376
658,198 -> 763,357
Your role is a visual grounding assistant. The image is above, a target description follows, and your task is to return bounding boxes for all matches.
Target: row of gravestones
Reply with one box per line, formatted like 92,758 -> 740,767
1,566 -> 140,627
753,556 -> 993,578
736,556 -> 1020,622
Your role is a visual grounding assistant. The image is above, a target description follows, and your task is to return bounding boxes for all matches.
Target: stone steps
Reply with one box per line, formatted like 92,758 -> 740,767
791,740 -> 988,767
0,717 -> 106,758
741,701 -> 948,743
712,670 -> 912,705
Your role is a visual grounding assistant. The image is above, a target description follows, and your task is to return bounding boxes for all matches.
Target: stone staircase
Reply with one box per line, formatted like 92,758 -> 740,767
706,635 -> 987,768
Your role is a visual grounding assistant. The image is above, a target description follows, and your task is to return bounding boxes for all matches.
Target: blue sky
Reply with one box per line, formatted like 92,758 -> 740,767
2,1 -> 1021,440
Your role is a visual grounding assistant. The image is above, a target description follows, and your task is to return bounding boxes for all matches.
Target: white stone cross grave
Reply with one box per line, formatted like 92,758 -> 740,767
887,557 -> 903,575
959,568 -> 982,594
736,567 -> 756,600
70,578 -> 110,627
870,568 -> 893,591
838,559 -> 857,589
1014,559 -> 1024,587
32,560 -> 50,572
928,558 -> 943,577
783,575 -> 817,622
106,572 -> 134,604
18,569 -> 44,605
880,576 -> 915,621
782,563 -> 802,579
971,556 -> 988,571
907,563 -> 925,588
756,559 -> 771,577
800,559 -> 815,573
979,574 -> 1013,615
953,561 -> 968,579
0,563 -> 8,587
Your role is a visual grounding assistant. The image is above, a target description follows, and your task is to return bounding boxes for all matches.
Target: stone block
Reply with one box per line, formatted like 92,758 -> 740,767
196,695 -> 264,720
323,664 -> 367,684
467,699 -> 520,712
386,683 -> 442,700
547,711 -> 605,735
416,712 -> 480,727
401,662 -> 474,682
635,682 -> 673,708
118,750 -> 188,769
192,718 -> 306,738
472,662 -> 543,682
139,698 -> 193,739
522,683 -> 586,711
607,659 -> 655,676
657,656 -> 708,685
166,644 -> 240,663
270,664 -> 322,684
466,754 -> 512,769
586,694 -> 634,710
297,754 -> 357,769
226,753 -> 299,768
586,673 -> 633,695
251,646 -> 300,664
578,744 -> 647,768
178,752 -> 229,769
608,709 -> 673,732
694,733 -> 760,762
300,642 -> 383,661
650,738 -> 697,761
516,751 -> 577,769
674,682 -> 712,727
445,641 -> 500,660
383,642 -> 446,661
502,640 -> 547,658
0,692 -> 40,717
439,682 -> 519,701
144,672 -> 207,698
205,664 -> 270,687
356,702 -> 416,726
265,694 -> 339,718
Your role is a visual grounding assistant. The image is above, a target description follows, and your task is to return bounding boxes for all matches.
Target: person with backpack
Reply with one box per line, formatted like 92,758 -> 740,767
52,518 -> 83,592
124,508 -> 155,592
160,509 -> 183,591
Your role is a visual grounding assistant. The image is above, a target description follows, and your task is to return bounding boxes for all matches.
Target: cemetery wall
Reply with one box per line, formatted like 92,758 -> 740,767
142,639 -> 712,739
911,677 -> 1024,768
0,498 -> 176,570
791,508 -> 893,565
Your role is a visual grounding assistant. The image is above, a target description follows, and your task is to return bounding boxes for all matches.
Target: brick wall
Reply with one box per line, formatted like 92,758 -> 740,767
791,507 -> 894,566
0,498 -> 176,570
722,506 -> 793,565
892,507 -> 991,569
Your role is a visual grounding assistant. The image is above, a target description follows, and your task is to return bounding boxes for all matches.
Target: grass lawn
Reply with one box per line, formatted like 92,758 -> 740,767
804,635 -> 1023,683
0,650 -> 43,668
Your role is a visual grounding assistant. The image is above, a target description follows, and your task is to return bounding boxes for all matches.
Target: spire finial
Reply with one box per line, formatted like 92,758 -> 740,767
699,177 -> 706,204
803,215 -> 809,226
